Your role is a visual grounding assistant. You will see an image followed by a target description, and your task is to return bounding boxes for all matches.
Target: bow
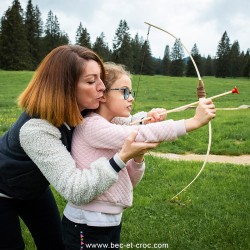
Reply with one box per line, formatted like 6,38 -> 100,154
142,22 -> 212,202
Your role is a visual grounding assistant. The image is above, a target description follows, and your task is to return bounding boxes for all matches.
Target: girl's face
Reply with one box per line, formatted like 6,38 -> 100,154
101,74 -> 134,121
76,60 -> 106,111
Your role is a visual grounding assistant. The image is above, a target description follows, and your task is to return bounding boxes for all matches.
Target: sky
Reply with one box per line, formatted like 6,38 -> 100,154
1,0 -> 249,58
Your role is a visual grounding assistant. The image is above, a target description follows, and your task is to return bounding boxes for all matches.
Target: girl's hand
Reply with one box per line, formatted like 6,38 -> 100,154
145,108 -> 167,124
185,98 -> 216,132
118,130 -> 159,163
195,98 -> 216,126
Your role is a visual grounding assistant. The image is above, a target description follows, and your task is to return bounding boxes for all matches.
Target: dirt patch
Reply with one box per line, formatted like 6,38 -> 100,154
150,152 -> 250,166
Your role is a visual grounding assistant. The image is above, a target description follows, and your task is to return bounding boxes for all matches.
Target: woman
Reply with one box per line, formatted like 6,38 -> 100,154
0,45 -> 159,250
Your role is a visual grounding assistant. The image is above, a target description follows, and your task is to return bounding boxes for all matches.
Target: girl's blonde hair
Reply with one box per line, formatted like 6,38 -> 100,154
104,62 -> 131,91
18,45 -> 105,127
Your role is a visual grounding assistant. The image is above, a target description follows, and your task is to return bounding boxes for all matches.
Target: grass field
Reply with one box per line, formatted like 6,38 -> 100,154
0,71 -> 250,249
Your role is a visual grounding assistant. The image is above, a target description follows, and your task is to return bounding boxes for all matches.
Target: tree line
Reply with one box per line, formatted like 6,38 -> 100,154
0,0 -> 249,78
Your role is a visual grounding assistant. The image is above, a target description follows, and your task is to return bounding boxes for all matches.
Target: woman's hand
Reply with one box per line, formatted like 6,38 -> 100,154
145,108 -> 167,124
185,98 -> 216,132
118,130 -> 159,163
133,154 -> 145,163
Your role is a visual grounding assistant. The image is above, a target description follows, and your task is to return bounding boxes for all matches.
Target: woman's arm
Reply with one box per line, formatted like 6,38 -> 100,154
20,119 -> 119,205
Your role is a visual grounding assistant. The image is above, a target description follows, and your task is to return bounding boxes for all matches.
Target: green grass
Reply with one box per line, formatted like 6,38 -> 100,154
0,70 -> 33,135
122,156 -> 250,250
0,71 -> 250,249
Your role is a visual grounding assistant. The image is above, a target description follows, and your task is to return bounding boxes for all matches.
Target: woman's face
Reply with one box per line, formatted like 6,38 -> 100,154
76,60 -> 106,111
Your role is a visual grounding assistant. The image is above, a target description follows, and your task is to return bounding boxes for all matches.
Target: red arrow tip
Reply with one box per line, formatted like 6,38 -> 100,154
232,86 -> 239,94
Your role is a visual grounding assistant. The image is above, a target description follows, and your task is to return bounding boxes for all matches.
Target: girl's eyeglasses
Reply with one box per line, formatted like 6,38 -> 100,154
110,87 -> 135,100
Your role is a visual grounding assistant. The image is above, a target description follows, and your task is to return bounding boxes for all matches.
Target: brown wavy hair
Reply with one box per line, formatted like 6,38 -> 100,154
18,45 -> 105,127
104,62 -> 131,91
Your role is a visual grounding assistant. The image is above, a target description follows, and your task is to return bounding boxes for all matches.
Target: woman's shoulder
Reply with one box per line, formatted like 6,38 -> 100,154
19,118 -> 68,156
20,118 -> 61,138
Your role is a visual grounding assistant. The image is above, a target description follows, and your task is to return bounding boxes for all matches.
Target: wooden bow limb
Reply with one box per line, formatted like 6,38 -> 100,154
130,86 -> 238,125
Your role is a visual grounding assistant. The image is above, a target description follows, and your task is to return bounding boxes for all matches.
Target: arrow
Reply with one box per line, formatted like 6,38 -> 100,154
130,86 -> 238,125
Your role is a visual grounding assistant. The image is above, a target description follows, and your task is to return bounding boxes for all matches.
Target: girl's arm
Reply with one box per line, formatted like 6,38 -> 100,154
111,111 -> 147,125
81,115 -> 186,150
184,98 -> 216,132
112,109 -> 166,125
82,98 -> 215,154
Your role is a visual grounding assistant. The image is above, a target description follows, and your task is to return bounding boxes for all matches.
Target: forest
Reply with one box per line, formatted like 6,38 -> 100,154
0,0 -> 249,78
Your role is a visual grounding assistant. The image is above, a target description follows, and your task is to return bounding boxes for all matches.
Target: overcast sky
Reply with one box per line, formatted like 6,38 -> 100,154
1,0 -> 249,58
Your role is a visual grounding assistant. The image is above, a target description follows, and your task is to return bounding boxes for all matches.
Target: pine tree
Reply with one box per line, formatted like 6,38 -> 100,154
140,40 -> 154,75
170,39 -> 184,76
161,45 -> 170,75
186,44 -> 202,77
131,33 -> 144,74
153,57 -> 162,75
92,32 -> 111,61
75,22 -> 91,48
215,31 -> 231,77
112,20 -> 133,71
229,40 -> 241,77
0,0 -> 32,70
204,55 -> 214,76
25,0 -> 43,69
0,22 -> 2,57
242,49 -> 250,78
42,10 -> 69,56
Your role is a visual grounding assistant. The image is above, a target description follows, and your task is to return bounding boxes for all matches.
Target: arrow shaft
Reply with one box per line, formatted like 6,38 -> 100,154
130,89 -> 233,125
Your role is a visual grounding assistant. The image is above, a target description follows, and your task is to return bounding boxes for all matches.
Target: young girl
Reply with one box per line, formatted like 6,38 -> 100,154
62,62 -> 216,249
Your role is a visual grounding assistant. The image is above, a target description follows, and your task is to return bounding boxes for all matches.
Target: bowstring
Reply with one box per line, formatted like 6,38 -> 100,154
132,25 -> 151,110
131,24 -> 159,166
